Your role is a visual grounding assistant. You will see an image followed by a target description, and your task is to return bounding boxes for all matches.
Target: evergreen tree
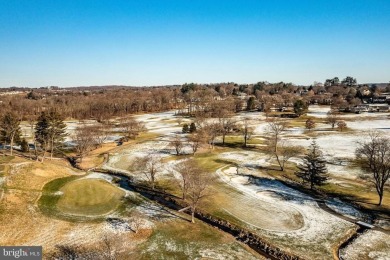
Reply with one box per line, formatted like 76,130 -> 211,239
35,110 -> 67,160
246,96 -> 256,111
189,122 -> 197,133
295,141 -> 328,189
293,100 -> 308,117
0,112 -> 21,155
182,124 -> 189,133
35,112 -> 50,156
20,138 -> 29,153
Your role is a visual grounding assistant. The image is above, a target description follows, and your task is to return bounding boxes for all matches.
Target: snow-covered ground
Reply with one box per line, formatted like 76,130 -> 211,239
325,198 -> 371,222
218,151 -> 271,169
306,105 -> 331,118
133,111 -> 185,135
216,166 -> 355,258
100,108 -> 389,259
340,230 -> 390,260
84,172 -> 114,182
104,110 -> 191,178
284,106 -> 390,179
308,105 -> 390,120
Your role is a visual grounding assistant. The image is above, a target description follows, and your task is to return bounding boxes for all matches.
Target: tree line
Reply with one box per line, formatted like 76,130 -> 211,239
2,77 -> 387,123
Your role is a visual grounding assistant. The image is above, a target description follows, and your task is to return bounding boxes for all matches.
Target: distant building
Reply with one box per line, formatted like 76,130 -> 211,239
351,104 -> 389,113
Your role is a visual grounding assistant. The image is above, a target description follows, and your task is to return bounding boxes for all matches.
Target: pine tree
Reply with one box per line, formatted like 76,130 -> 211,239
182,124 -> 189,133
295,141 -> 328,189
293,100 -> 308,117
189,122 -> 197,133
35,110 -> 67,161
35,112 -> 50,157
20,138 -> 29,153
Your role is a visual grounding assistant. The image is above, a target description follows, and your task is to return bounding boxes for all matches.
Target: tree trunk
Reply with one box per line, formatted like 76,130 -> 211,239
10,135 -> 14,156
41,149 -> 46,162
33,139 -> 38,161
50,137 -> 54,160
274,153 -> 284,171
2,141 -> 7,156
378,193 -> 383,206
191,210 -> 195,223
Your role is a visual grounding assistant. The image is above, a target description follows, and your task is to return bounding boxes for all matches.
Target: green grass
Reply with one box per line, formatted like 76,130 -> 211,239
136,220 -> 257,260
38,175 -> 81,217
38,176 -> 125,221
193,151 -> 228,172
57,179 -> 125,216
222,135 -> 263,147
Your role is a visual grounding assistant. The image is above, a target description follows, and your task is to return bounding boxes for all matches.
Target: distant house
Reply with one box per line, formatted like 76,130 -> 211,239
351,105 -> 369,113
368,104 -> 389,112
372,96 -> 387,103
352,104 -> 389,113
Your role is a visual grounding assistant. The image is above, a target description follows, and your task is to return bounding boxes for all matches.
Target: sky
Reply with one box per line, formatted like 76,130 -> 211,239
0,0 -> 389,87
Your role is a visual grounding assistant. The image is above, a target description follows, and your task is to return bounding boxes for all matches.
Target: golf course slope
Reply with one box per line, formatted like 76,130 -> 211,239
57,178 -> 124,216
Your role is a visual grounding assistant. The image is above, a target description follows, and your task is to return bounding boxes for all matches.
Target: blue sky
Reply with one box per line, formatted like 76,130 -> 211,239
1,0 -> 389,87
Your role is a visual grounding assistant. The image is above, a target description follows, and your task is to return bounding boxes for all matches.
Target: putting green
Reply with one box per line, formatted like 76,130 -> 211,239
56,179 -> 125,216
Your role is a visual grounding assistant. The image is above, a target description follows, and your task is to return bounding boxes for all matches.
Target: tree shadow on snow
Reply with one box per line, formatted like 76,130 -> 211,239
240,174 -> 313,205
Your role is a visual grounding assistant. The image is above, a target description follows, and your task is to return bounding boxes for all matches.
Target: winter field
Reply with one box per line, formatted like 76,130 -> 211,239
102,106 -> 389,259
1,105 -> 389,259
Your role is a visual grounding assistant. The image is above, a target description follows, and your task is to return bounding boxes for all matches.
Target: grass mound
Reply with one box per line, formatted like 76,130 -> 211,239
57,179 -> 125,216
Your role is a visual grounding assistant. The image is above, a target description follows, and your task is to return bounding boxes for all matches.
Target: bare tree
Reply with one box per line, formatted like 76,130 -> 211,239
188,132 -> 204,155
91,124 -> 111,147
326,110 -> 339,129
277,144 -> 302,171
305,118 -> 316,131
170,134 -> 184,155
119,117 -> 145,139
356,132 -> 390,206
130,211 -> 145,234
0,112 -> 21,156
174,159 -> 197,200
73,123 -> 95,162
337,120 -> 347,131
186,166 -> 213,223
203,122 -> 221,149
266,118 -> 287,152
26,115 -> 38,160
133,154 -> 161,190
216,108 -> 236,145
241,118 -> 253,148
266,119 -> 301,171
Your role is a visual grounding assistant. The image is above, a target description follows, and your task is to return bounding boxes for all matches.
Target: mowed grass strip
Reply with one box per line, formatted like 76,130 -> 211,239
57,179 -> 125,216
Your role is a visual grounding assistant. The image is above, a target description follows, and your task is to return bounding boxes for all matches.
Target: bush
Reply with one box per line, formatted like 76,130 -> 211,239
305,118 -> 316,130
337,120 -> 347,131
189,122 -> 197,133
20,138 -> 29,153
182,124 -> 189,133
